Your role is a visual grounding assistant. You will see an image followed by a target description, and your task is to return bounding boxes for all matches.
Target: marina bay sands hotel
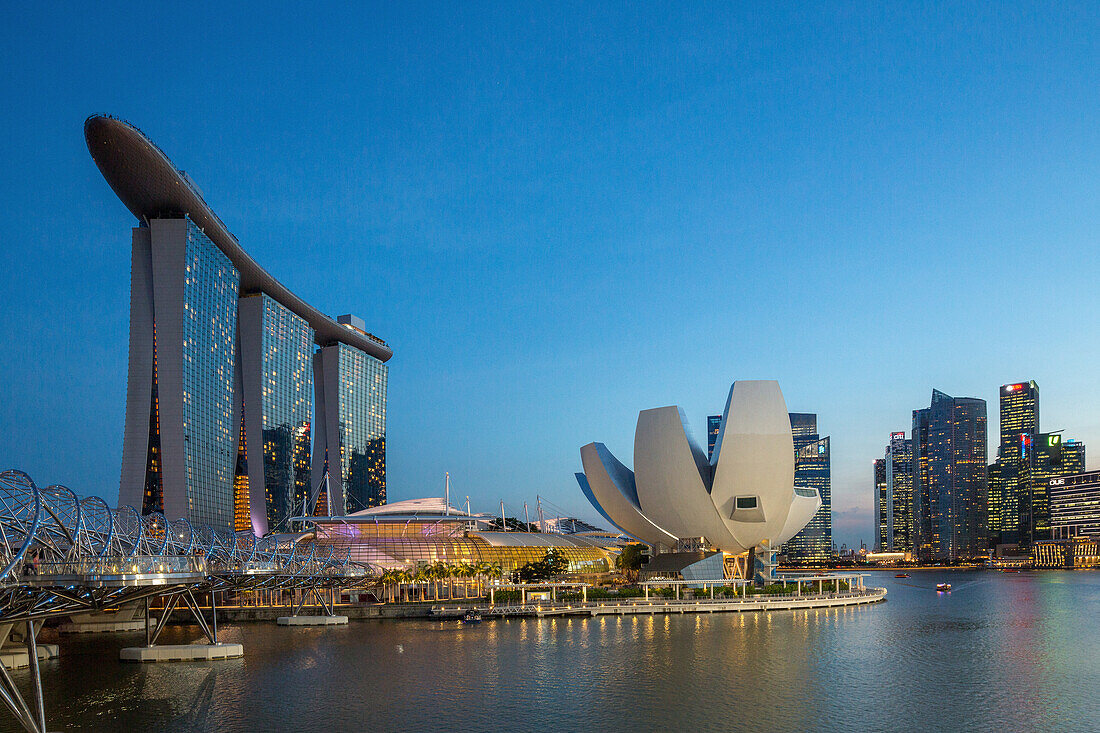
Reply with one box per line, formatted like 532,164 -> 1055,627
85,116 -> 391,536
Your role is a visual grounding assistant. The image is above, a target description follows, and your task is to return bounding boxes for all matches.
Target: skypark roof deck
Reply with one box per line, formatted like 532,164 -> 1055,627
84,114 -> 391,362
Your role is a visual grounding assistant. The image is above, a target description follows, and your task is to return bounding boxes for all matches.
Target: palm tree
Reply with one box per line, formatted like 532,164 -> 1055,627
395,568 -> 412,602
413,564 -> 432,602
456,562 -> 474,598
470,562 -> 485,598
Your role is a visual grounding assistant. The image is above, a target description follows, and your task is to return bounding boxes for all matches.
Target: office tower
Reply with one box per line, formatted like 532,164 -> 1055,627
784,413 -> 832,563
789,413 -> 818,450
874,458 -> 888,551
990,381 -> 1040,545
1020,433 -> 1086,544
88,116 -> 393,533
707,415 -> 721,460
886,433 -> 913,552
1049,470 -> 1100,539
911,390 -> 988,563
987,461 -> 1002,544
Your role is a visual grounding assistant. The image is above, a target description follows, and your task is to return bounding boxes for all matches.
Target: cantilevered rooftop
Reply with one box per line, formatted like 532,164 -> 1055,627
84,114 -> 391,362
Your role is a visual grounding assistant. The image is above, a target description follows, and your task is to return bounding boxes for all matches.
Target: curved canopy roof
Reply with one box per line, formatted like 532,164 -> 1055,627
84,115 -> 392,362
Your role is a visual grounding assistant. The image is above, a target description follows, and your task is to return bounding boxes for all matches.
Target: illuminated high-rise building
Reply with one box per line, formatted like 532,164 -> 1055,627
707,415 -> 721,460
874,458 -> 888,551
886,433 -> 913,552
990,381 -> 1040,545
911,390 -> 988,563
88,116 -> 393,533
311,318 -> 389,515
239,293 -> 315,534
1019,433 -> 1085,545
784,413 -> 831,563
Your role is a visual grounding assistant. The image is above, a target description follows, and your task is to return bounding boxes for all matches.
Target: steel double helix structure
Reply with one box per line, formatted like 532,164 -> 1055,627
0,469 -> 380,624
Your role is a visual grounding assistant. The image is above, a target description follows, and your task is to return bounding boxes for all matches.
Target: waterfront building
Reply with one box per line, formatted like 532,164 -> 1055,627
239,293 -> 315,533
911,390 -> 988,563
886,433 -> 913,552
987,461 -> 1002,546
783,413 -> 832,564
1049,470 -> 1100,540
306,498 -> 620,574
875,433 -> 912,553
577,381 -> 821,580
785,435 -> 832,563
1031,537 -> 1100,569
987,381 -> 1085,547
312,328 -> 389,516
1020,434 -> 1085,543
874,458 -> 888,552
989,381 -> 1040,545
86,116 -> 392,534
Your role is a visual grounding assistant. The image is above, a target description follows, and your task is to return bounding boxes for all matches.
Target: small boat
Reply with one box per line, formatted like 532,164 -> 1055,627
461,611 -> 482,624
895,573 -> 910,578
936,583 -> 951,592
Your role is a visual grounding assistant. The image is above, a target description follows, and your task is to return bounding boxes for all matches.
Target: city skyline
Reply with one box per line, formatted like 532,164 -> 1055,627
3,5 -> 1100,551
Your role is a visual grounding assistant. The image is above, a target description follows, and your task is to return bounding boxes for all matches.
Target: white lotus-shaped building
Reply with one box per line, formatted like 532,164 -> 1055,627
578,380 -> 821,556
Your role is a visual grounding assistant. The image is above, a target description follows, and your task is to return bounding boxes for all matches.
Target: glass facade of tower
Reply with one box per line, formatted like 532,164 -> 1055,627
784,413 -> 832,563
874,458 -> 888,551
789,413 -> 818,449
887,433 -> 913,552
181,219 -> 240,529
911,390 -> 987,563
786,433 -> 832,563
707,415 -> 721,460
254,294 -> 315,532
1021,434 -> 1086,545
1000,382 -> 1039,460
1050,470 -> 1100,539
991,381 -> 1040,546
337,343 -> 388,512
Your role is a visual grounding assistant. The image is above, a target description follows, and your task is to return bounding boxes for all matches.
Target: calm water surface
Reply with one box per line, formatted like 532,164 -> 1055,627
8,571 -> 1100,732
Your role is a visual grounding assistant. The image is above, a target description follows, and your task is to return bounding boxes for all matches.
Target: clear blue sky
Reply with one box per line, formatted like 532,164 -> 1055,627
1,3 -> 1098,549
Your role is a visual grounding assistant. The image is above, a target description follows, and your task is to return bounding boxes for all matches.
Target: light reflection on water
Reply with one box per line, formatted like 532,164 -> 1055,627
5,571 -> 1100,732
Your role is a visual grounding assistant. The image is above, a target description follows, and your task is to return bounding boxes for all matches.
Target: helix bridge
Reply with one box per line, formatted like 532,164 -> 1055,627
0,469 -> 381,733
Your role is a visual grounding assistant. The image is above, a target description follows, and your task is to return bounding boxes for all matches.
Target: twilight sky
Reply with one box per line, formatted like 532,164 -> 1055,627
1,3 -> 1098,550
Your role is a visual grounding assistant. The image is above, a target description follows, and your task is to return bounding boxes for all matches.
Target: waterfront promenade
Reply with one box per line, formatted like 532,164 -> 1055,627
430,585 -> 887,618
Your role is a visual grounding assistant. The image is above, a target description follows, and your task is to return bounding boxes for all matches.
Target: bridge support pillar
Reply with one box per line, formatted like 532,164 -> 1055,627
277,586 -> 348,625
121,589 -> 243,663
0,620 -> 49,732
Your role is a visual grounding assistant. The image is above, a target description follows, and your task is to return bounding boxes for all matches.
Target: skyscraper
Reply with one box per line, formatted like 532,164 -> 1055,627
1020,433 -> 1085,545
911,390 -> 988,563
706,415 -> 721,460
989,381 -> 1085,548
239,293 -> 315,534
312,336 -> 389,515
886,432 -> 913,553
990,381 -> 1040,545
874,458 -> 888,551
784,413 -> 832,563
87,115 -> 393,534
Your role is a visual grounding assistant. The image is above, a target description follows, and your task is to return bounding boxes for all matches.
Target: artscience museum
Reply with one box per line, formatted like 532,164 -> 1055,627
577,381 -> 821,581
